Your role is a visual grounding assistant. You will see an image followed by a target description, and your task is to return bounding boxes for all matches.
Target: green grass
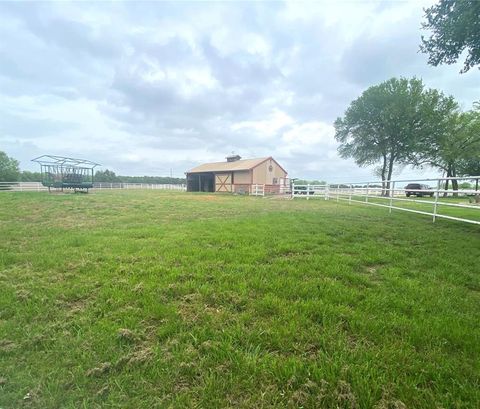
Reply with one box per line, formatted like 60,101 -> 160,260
341,194 -> 480,223
1,190 -> 479,408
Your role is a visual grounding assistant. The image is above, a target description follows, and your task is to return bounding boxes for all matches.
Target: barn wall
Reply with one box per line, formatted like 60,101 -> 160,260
233,170 -> 251,184
252,159 -> 287,185
233,184 -> 250,194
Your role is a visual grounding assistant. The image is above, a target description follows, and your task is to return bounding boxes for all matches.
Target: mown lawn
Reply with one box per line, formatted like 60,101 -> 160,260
0,190 -> 479,408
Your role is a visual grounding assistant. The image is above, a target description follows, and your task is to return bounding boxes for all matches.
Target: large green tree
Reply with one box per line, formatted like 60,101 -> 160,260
94,169 -> 119,182
0,151 -> 20,182
412,108 -> 480,193
458,158 -> 480,192
334,77 -> 457,194
421,0 -> 480,73
20,171 -> 42,182
458,158 -> 480,177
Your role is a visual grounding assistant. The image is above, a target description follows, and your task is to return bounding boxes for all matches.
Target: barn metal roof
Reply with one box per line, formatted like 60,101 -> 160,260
187,157 -> 272,174
32,155 -> 100,169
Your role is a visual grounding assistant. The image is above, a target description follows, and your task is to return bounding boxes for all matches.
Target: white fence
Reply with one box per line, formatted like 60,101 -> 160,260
0,182 -> 49,192
293,176 -> 480,225
93,182 -> 186,190
250,184 -> 265,196
0,182 -> 186,192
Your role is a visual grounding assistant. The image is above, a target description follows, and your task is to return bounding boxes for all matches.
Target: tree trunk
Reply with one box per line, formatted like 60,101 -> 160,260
385,155 -> 395,197
380,154 -> 387,196
451,165 -> 458,197
443,167 -> 451,197
475,179 -> 480,203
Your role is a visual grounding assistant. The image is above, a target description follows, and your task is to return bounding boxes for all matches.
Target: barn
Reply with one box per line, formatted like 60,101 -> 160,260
186,155 -> 288,194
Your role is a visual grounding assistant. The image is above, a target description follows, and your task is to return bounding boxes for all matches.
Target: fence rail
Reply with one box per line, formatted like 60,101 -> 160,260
250,184 -> 265,197
0,182 -> 49,192
0,182 -> 186,192
292,176 -> 480,225
93,182 -> 186,190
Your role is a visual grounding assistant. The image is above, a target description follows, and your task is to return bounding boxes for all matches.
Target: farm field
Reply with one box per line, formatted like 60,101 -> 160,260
342,194 -> 480,223
1,190 -> 479,408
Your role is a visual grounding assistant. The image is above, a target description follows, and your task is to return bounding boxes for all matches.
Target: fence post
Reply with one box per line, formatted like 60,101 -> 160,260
336,184 -> 340,202
389,181 -> 395,214
366,183 -> 369,203
349,184 -> 352,204
325,184 -> 329,201
291,182 -> 295,199
307,184 -> 310,200
433,180 -> 441,223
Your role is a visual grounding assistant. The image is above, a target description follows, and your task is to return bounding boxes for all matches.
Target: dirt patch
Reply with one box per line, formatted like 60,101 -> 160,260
335,380 -> 358,409
287,378 -> 328,407
177,292 -> 224,323
116,344 -> 154,367
86,362 -> 112,377
117,328 -> 139,343
374,389 -> 407,409
15,289 -> 32,301
177,293 -> 203,323
65,299 -> 88,316
0,340 -> 17,352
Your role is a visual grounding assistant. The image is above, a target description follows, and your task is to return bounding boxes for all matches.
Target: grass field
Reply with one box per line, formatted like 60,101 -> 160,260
344,194 -> 480,223
1,190 -> 479,408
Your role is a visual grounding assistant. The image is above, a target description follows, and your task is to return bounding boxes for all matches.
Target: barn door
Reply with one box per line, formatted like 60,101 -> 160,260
215,173 -> 232,192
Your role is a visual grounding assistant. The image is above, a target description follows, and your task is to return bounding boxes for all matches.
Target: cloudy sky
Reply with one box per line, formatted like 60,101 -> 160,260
0,1 -> 478,181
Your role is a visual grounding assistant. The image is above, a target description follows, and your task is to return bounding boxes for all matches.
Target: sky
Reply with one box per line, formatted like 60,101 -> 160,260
0,1 -> 478,182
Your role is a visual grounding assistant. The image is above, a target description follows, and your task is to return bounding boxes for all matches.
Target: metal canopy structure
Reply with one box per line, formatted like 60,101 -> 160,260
32,155 -> 100,192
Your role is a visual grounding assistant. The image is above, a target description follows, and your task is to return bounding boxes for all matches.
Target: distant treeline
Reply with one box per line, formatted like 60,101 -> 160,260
293,179 -> 327,185
5,169 -> 185,185
94,169 -> 186,185
19,171 -> 43,181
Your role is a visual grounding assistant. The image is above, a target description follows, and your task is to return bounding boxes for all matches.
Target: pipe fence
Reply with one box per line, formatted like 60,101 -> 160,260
93,182 -> 186,190
292,176 -> 480,225
0,182 -> 186,192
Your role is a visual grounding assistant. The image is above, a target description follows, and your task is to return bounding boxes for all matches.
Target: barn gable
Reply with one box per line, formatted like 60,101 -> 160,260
186,156 -> 288,193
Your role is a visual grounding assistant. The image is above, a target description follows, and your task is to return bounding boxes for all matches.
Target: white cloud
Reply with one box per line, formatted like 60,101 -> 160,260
231,110 -> 294,138
282,121 -> 335,148
0,1 -> 476,181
